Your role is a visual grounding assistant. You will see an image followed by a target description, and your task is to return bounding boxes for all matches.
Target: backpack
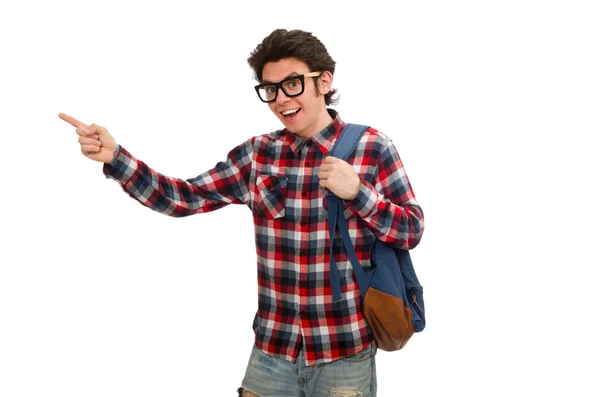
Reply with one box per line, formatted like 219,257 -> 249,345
327,123 -> 426,351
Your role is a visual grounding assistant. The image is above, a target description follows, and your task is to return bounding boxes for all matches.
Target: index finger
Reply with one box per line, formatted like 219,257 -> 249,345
58,113 -> 88,128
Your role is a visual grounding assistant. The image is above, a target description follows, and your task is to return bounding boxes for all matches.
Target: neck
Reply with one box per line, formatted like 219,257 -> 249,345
299,107 -> 333,139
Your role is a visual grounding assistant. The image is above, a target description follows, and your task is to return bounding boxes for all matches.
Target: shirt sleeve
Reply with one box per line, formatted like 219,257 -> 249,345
102,139 -> 254,217
345,133 -> 424,250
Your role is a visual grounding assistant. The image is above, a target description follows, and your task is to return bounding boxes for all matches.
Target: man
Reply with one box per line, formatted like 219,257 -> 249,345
60,28 -> 424,397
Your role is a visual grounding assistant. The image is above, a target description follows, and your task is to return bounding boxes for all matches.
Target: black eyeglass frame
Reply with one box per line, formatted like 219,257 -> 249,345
254,71 -> 323,103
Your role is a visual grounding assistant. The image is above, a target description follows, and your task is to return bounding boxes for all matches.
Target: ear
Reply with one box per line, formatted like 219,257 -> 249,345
318,71 -> 333,94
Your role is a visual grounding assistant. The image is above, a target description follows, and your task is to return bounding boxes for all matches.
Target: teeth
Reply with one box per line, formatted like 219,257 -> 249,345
282,109 -> 299,116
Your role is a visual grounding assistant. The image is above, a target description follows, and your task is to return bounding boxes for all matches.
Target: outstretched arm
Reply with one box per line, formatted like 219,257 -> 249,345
59,112 -> 253,217
103,143 -> 253,217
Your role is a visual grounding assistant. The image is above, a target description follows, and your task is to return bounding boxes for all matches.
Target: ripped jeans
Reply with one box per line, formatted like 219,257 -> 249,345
238,342 -> 377,397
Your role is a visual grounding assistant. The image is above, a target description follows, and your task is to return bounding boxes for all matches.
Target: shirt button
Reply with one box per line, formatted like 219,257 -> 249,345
300,251 -> 307,257
300,221 -> 307,227
299,281 -> 307,288
300,310 -> 308,317
306,140 -> 312,147
302,191 -> 308,197
305,161 -> 311,167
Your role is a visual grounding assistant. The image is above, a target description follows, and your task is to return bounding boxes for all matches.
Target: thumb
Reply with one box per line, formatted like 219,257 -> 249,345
88,123 -> 108,136
87,123 -> 118,154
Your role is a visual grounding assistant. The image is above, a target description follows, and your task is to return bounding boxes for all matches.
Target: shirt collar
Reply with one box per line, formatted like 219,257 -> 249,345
285,109 -> 345,157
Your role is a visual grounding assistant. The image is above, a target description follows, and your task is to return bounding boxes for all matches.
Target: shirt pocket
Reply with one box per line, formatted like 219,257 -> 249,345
254,174 -> 288,219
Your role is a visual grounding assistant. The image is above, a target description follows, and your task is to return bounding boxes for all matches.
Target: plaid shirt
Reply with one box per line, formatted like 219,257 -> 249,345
103,110 -> 424,366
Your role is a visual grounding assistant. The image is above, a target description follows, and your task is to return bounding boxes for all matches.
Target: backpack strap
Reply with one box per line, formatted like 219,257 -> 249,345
329,123 -> 368,161
327,123 -> 369,302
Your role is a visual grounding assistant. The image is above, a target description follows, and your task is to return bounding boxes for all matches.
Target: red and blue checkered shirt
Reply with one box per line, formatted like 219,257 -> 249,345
103,110 -> 424,366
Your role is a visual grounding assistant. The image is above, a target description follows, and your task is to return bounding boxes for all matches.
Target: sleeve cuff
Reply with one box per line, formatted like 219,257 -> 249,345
102,145 -> 138,183
345,181 -> 380,219
109,145 -> 121,166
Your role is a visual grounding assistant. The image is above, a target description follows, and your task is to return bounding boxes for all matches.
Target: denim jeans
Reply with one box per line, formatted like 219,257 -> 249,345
238,342 -> 377,397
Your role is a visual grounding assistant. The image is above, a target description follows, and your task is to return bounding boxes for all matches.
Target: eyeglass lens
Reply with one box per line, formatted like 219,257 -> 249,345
258,77 -> 304,102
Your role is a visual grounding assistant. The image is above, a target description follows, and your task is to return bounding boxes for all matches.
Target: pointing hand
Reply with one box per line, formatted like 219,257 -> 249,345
59,113 -> 118,164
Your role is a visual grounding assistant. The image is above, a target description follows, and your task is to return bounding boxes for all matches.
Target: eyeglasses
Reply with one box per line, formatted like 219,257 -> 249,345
254,72 -> 323,103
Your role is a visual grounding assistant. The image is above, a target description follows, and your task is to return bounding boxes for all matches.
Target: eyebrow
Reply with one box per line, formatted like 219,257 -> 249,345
262,71 -> 302,84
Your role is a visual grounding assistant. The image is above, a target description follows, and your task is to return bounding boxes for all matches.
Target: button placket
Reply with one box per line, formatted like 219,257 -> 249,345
297,138 -> 315,329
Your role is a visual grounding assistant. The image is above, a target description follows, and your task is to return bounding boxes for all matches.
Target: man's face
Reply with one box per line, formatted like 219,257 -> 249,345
261,58 -> 329,138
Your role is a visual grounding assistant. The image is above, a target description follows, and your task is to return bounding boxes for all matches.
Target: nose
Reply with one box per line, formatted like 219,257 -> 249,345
275,87 -> 291,105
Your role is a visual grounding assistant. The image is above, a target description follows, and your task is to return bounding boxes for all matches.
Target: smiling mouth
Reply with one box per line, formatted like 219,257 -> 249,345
281,108 -> 301,119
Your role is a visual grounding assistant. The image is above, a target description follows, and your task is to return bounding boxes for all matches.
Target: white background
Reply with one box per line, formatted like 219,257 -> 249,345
1,0 -> 599,396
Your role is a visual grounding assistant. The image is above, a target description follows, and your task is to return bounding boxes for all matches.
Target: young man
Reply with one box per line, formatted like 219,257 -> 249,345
59,29 -> 424,397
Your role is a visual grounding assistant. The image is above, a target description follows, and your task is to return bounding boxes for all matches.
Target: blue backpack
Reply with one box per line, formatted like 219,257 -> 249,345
328,123 -> 425,351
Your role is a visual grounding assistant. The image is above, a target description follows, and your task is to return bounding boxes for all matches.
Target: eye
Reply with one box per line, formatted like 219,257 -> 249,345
264,85 -> 276,94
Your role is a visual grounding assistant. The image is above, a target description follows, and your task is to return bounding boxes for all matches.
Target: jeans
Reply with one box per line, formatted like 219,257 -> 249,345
238,342 -> 377,397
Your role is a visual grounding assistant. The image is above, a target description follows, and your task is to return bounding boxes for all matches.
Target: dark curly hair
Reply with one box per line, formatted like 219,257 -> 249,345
248,29 -> 338,106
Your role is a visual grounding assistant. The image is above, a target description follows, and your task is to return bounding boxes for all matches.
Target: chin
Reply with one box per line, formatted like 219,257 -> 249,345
281,118 -> 299,131
285,123 -> 304,135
